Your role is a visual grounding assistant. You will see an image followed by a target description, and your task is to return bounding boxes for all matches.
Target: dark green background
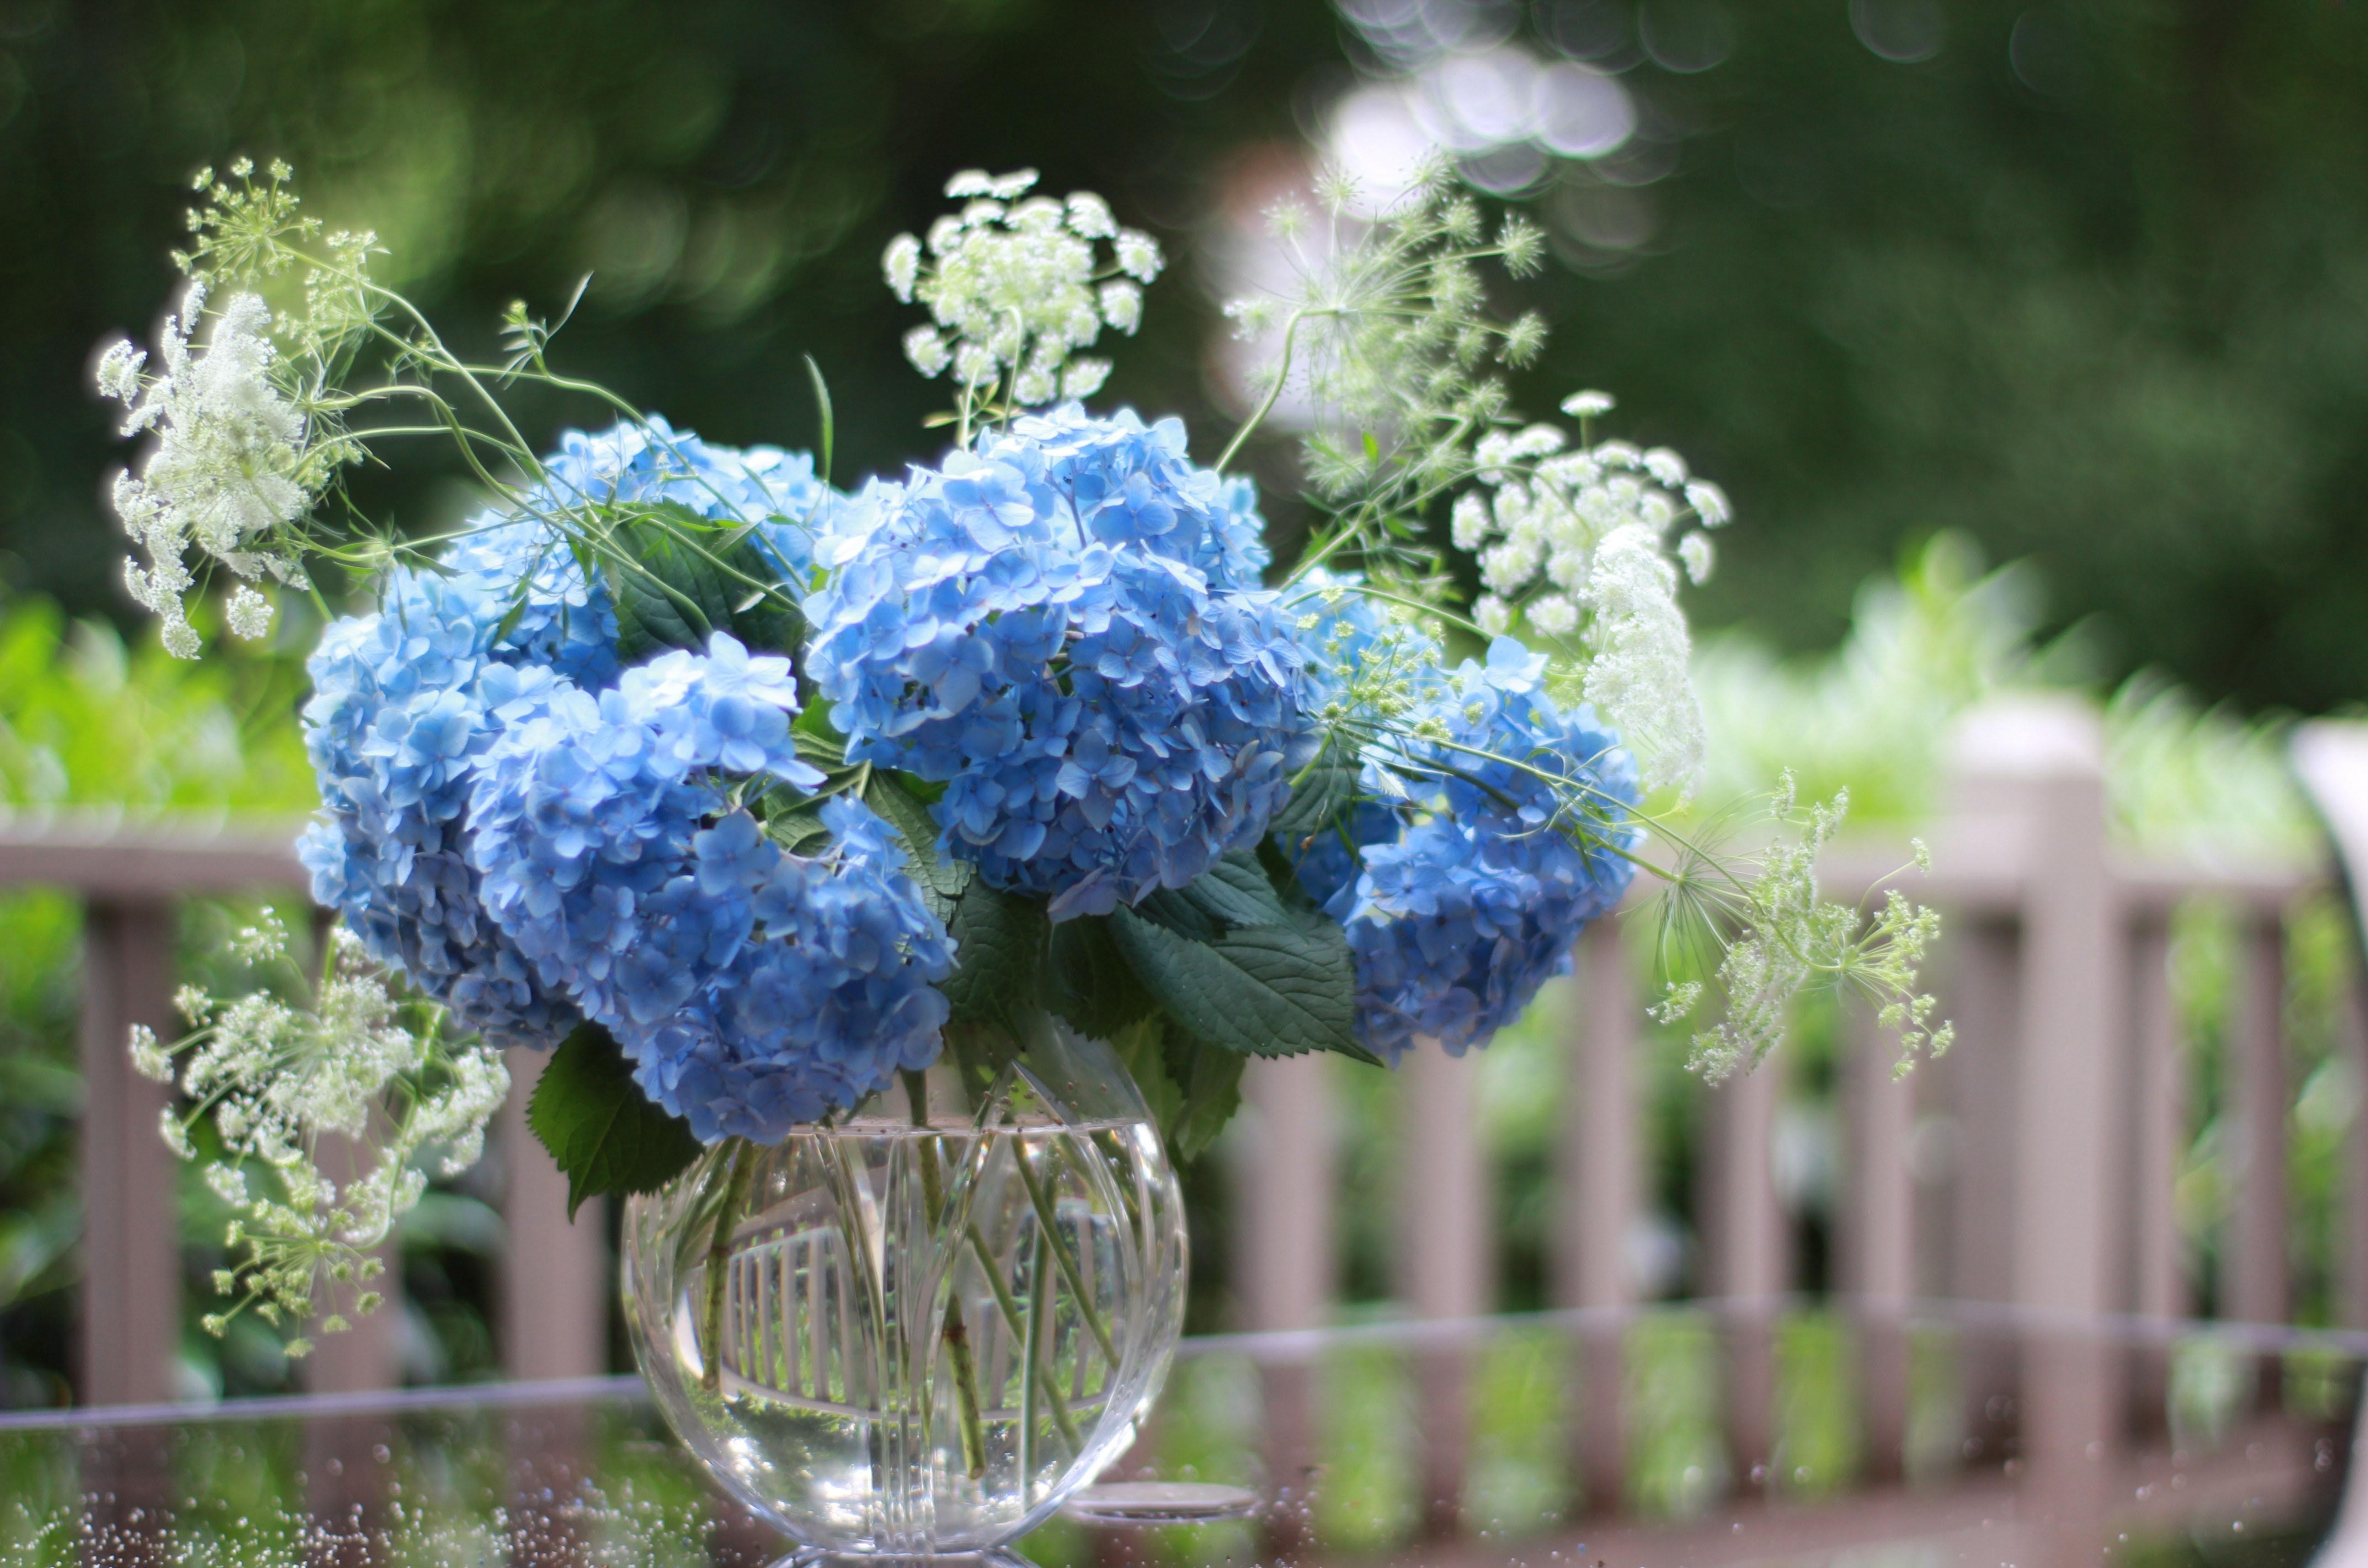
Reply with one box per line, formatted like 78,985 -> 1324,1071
5,0 -> 2365,710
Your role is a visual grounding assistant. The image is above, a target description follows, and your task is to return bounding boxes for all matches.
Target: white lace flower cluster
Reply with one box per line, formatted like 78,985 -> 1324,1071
883,168 -> 1164,407
132,914 -> 509,1352
96,280 -> 316,656
1451,392 -> 1731,794
1674,775 -> 1950,1082
95,159 -> 381,658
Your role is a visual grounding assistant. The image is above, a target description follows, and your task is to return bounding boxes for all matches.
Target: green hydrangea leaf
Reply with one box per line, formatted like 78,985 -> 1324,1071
939,878 -> 1047,1029
1164,1023 -> 1248,1162
602,499 -> 803,663
863,769 -> 970,906
1041,914 -> 1156,1039
1269,741 -> 1364,843
525,1022 -> 701,1220
1108,874 -> 1371,1062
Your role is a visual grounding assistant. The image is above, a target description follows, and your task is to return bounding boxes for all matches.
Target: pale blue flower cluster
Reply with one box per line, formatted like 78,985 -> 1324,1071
805,405 -> 1302,920
1282,589 -> 1640,1063
299,567 -> 579,1047
298,419 -> 843,1073
467,638 -> 954,1141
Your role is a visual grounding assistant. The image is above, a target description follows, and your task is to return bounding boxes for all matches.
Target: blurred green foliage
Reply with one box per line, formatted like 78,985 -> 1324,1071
6,0 -> 2368,713
0,592 -> 316,1405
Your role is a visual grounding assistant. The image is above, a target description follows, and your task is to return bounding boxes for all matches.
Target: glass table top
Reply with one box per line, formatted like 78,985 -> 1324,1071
6,1304 -> 2361,1568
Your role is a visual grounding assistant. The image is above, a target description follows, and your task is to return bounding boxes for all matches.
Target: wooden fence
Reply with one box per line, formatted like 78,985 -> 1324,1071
11,695 -> 2367,1520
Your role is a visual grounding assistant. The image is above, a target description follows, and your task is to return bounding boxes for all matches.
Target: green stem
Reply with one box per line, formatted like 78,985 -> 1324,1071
969,1218 -> 1082,1450
1011,1134 -> 1120,1369
906,1071 -> 988,1480
1215,306 -> 1323,474
699,1142 -> 757,1395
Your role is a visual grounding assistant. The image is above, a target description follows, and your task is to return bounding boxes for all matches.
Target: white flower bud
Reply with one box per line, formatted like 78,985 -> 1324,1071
1451,491 -> 1490,551
96,341 -> 147,404
1065,192 -> 1116,238
129,1024 -> 172,1083
902,326 -> 951,378
881,233 -> 923,303
1562,390 -> 1616,419
1013,363 -> 1058,405
952,342 -> 997,388
1098,282 -> 1141,334
225,585 -> 274,640
1678,529 -> 1715,585
1115,229 -> 1163,283
1061,358 -> 1111,400
1685,479 -> 1732,527
1528,593 -> 1580,635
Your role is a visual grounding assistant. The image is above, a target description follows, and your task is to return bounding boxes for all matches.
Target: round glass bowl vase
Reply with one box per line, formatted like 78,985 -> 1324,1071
622,1020 -> 1188,1561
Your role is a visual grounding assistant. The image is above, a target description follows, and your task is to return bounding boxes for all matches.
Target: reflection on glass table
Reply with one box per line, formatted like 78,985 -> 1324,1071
7,1302 -> 2363,1568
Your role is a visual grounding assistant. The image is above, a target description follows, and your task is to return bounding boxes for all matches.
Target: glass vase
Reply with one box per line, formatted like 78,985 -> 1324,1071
621,1016 -> 1188,1563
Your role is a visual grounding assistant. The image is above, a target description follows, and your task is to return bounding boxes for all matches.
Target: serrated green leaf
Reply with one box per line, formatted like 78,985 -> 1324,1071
1041,914 -> 1156,1039
1271,745 -> 1365,841
602,500 -> 803,663
863,770 -> 969,901
525,1023 -> 702,1220
1107,899 -> 1367,1061
762,806 -> 831,855
939,880 -> 1047,1029
1129,851 -> 1286,939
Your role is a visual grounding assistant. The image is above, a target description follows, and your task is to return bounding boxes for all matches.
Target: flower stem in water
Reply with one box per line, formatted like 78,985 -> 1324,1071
907,1070 -> 988,1480
1012,1133 -> 1120,1369
699,1141 -> 757,1395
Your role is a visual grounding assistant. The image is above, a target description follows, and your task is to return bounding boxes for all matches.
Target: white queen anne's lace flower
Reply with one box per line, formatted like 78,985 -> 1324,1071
142,914 -> 510,1347
1443,406 -> 1730,793
97,282 -> 319,657
880,170 -> 1164,412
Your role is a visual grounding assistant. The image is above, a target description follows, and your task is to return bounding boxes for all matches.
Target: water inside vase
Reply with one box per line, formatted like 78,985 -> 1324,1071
628,1096 -> 1185,1556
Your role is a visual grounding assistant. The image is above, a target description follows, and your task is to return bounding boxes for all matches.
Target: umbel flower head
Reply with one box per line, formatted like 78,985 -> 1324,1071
1282,585 -> 1639,1062
96,281 -> 320,657
299,420 -> 823,1048
884,169 -> 1163,408
806,405 -> 1302,920
1454,399 -> 1729,794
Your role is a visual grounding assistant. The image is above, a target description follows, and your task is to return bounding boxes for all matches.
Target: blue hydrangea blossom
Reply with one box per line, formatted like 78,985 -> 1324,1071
464,634 -> 953,1140
804,405 -> 1301,920
298,419 -> 828,1052
1282,591 -> 1640,1062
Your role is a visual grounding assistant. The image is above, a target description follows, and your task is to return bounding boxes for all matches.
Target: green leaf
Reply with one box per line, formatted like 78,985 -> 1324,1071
1108,891 -> 1369,1062
938,879 -> 1048,1030
1270,744 -> 1365,842
602,500 -> 804,663
804,354 -> 835,489
1164,1024 -> 1248,1162
526,1023 -> 702,1220
1106,1017 -> 1182,1145
1041,914 -> 1156,1039
1129,850 -> 1292,939
762,806 -> 832,855
863,770 -> 969,903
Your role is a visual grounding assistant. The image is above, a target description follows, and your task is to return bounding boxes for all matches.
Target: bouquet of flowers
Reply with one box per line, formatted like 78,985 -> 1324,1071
100,157 -> 1944,1355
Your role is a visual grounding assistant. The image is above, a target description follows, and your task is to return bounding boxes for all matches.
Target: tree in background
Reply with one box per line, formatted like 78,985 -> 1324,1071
6,0 -> 2367,695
